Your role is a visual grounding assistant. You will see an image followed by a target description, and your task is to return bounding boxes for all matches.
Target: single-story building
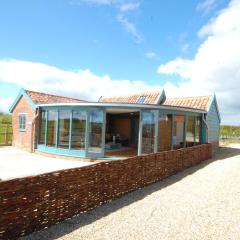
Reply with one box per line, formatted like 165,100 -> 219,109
9,88 -> 221,159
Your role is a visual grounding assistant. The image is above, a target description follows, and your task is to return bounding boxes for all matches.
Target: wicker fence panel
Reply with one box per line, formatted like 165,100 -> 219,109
0,144 -> 212,240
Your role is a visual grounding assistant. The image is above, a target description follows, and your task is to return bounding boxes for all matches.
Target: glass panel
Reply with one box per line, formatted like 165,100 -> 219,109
19,115 -> 26,130
39,111 -> 46,144
89,108 -> 103,153
58,110 -> 71,149
173,115 -> 185,149
186,116 -> 195,146
46,110 -> 57,147
71,110 -> 86,150
158,113 -> 171,151
195,117 -> 201,143
142,110 -> 155,154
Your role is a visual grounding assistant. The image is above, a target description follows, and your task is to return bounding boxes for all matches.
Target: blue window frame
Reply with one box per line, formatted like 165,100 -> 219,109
19,114 -> 26,131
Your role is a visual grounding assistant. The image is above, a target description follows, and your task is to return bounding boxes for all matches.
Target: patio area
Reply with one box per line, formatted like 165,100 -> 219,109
0,147 -> 94,181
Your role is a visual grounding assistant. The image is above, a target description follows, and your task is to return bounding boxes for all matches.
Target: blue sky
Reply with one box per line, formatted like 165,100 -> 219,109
1,0 -> 240,124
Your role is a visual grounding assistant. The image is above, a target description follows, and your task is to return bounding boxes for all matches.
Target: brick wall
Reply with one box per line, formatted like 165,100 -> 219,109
12,96 -> 36,152
0,144 -> 212,240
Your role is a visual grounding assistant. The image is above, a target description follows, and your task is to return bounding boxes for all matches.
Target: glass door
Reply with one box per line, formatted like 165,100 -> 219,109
86,108 -> 105,158
141,110 -> 158,154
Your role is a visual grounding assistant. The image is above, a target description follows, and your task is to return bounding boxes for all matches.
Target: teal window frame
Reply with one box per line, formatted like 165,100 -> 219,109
19,114 -> 26,131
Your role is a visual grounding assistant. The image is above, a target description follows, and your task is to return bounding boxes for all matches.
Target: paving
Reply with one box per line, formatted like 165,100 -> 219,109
20,144 -> 240,240
0,147 -> 93,180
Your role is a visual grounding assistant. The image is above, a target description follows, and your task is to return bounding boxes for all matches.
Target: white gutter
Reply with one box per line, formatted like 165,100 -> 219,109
36,102 -> 206,114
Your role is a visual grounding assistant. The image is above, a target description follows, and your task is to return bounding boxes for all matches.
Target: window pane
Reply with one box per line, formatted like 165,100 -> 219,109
47,110 -> 57,147
173,115 -> 184,149
158,113 -> 171,151
71,111 -> 86,150
58,110 -> 71,149
19,115 -> 26,130
142,110 -> 155,154
186,116 -> 195,146
89,108 -> 103,153
195,117 -> 201,143
39,111 -> 46,144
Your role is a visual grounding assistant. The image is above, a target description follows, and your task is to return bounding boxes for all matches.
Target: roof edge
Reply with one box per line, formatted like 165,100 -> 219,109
9,88 -> 36,113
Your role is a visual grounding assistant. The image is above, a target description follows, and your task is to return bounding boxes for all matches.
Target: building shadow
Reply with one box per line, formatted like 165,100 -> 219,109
21,146 -> 240,240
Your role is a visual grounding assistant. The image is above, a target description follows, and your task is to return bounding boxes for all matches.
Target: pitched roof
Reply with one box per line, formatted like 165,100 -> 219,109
162,96 -> 212,111
98,91 -> 164,105
25,90 -> 87,104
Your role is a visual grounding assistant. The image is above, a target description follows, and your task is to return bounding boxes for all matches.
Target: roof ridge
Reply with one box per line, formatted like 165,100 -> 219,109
165,95 -> 212,100
100,90 -> 161,99
25,89 -> 86,102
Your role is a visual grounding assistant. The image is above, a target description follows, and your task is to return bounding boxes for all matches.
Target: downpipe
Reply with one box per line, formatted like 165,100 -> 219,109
202,113 -> 209,143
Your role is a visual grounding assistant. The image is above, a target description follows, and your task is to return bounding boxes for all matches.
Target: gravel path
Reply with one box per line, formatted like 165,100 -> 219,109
0,147 -> 93,180
22,144 -> 240,240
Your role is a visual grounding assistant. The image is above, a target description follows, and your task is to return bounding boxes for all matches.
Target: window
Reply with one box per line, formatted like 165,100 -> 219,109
186,116 -> 195,145
88,108 -> 104,153
19,114 -> 26,131
137,96 -> 147,104
46,110 -> 57,147
142,110 -> 156,154
39,111 -> 46,144
71,111 -> 86,150
58,110 -> 71,149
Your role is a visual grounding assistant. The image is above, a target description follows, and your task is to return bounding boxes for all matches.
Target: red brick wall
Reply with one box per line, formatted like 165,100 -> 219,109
12,96 -> 36,152
0,144 -> 212,239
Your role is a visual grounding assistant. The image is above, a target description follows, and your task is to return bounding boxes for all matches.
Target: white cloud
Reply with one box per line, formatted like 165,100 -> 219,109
197,0 -> 216,13
120,2 -> 140,12
117,14 -> 142,42
181,43 -> 190,52
145,52 -> 159,60
0,59 -> 160,105
158,0 -> 240,125
0,97 -> 13,113
71,0 -> 142,43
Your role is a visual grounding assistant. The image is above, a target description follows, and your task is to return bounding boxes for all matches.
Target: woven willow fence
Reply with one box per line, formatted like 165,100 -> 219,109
0,144 -> 212,239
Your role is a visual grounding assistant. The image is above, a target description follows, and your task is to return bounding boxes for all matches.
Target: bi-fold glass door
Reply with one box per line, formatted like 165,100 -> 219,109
86,108 -> 105,158
139,110 -> 158,155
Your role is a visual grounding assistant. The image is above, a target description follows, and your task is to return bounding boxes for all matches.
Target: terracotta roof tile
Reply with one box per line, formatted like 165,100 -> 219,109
98,91 -> 161,105
26,90 -> 87,104
163,96 -> 212,111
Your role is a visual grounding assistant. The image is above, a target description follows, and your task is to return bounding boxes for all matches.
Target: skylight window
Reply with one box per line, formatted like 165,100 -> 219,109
137,96 -> 147,104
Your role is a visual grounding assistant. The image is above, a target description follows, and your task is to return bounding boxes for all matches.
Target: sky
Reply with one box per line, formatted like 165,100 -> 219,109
0,0 -> 239,124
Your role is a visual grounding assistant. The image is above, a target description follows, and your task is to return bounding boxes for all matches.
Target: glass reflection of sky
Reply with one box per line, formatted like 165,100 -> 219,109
89,109 -> 103,123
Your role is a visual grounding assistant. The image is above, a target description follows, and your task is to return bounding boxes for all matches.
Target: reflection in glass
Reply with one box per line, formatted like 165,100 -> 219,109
47,110 -> 57,147
39,110 -> 46,144
186,116 -> 195,146
58,110 -> 71,149
71,111 -> 86,150
142,111 -> 156,154
89,108 -> 103,153
173,115 -> 184,149
195,117 -> 201,143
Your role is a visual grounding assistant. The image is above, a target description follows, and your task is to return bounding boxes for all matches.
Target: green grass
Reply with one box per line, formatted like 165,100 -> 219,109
220,125 -> 240,137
